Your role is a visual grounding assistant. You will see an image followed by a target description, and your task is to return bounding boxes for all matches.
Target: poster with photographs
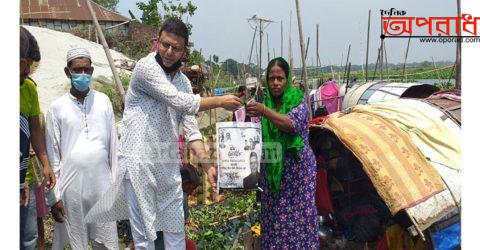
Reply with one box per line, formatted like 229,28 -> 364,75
216,122 -> 262,191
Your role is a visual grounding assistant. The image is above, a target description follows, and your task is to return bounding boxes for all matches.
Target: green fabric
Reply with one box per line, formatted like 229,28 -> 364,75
20,77 -> 41,118
20,77 -> 41,184
262,57 -> 305,195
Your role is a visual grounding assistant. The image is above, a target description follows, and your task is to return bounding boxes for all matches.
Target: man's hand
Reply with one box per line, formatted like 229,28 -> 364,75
246,102 -> 266,117
219,95 -> 243,111
51,200 -> 66,223
43,165 -> 56,191
20,185 -> 30,207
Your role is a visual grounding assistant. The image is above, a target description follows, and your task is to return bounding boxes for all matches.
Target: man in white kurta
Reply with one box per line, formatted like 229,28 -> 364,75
85,18 -> 242,249
46,48 -> 118,250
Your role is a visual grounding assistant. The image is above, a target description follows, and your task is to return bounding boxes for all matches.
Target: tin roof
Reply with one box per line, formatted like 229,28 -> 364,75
20,0 -> 129,22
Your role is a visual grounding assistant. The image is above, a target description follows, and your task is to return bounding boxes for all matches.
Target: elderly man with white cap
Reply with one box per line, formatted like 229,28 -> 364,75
45,48 -> 119,249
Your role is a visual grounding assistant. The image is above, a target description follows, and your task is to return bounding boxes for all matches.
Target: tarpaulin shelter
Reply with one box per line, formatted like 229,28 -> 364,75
309,91 -> 461,248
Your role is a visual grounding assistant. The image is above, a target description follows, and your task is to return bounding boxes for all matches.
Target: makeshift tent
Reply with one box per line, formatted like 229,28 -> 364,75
342,81 -> 438,110
309,91 -> 461,248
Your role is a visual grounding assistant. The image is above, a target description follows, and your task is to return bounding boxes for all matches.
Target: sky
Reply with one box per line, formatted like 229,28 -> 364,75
117,0 -> 457,67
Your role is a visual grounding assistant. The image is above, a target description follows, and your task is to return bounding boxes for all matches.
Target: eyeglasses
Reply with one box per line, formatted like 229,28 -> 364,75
158,40 -> 184,54
69,67 -> 94,75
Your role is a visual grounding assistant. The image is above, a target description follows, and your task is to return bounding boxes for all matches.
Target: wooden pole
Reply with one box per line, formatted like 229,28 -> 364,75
343,44 -> 351,84
85,0 -> 125,106
248,26 -> 257,66
455,0 -> 461,89
384,42 -> 389,80
346,62 -> 352,86
281,20 -> 284,57
380,20 -> 384,80
295,0 -> 312,119
316,24 -> 319,79
259,19 -> 263,81
372,47 -> 381,81
402,36 -> 411,82
289,10 -> 293,71
267,32 -> 270,62
365,10 -> 371,82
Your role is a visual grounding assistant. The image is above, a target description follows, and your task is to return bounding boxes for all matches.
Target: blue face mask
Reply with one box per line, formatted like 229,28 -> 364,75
71,73 -> 92,92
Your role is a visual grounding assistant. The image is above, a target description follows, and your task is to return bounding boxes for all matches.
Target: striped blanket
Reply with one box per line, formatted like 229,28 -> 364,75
324,110 -> 445,214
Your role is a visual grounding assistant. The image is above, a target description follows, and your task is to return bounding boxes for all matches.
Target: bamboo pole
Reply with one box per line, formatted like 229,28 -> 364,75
316,24 -> 319,79
455,0 -> 461,89
259,19 -> 263,81
379,18 -> 384,80
343,44 -> 351,84
365,10 -> 371,82
267,32 -> 270,62
289,10 -> 293,71
295,0 -> 311,119
372,47 -> 381,81
248,26 -> 258,66
402,36 -> 412,82
384,42 -> 389,80
346,62 -> 352,87
281,20 -> 284,57
85,0 -> 125,106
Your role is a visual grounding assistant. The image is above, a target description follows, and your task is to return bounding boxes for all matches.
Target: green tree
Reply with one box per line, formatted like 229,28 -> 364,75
136,0 -> 197,33
188,49 -> 204,66
92,0 -> 119,11
137,0 -> 162,27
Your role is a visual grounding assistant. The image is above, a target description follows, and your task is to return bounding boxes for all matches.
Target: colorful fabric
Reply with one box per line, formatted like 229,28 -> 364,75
324,110 -> 445,214
20,113 -> 30,191
320,81 -> 341,114
354,99 -> 461,170
260,100 -> 319,249
262,57 -> 304,195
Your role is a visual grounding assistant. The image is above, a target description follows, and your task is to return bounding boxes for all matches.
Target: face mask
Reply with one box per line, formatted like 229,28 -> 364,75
71,73 -> 92,92
155,52 -> 182,74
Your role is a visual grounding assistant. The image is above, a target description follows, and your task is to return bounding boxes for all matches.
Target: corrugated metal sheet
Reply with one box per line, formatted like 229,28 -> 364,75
20,0 -> 129,22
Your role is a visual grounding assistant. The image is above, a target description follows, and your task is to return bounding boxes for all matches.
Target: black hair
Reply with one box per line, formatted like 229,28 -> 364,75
180,164 -> 200,188
250,151 -> 258,159
20,26 -> 41,61
238,85 -> 246,93
159,17 -> 189,46
266,58 -> 289,82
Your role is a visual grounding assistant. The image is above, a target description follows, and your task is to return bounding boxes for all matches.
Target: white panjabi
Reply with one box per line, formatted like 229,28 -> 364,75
45,89 -> 118,249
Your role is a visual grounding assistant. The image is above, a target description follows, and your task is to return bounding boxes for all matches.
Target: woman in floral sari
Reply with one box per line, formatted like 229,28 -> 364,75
246,57 -> 319,249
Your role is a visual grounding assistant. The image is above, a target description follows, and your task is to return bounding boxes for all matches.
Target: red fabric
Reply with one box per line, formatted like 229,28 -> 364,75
308,115 -> 328,125
315,169 -> 334,215
376,233 -> 388,250
186,238 -> 197,250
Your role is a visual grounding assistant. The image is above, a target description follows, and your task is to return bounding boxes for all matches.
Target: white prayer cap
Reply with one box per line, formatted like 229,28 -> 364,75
66,48 -> 91,63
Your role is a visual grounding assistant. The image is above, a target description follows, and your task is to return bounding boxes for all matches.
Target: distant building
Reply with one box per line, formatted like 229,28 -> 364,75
20,0 -> 130,36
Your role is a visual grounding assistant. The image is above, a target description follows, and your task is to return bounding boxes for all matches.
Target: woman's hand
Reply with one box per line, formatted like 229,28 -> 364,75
246,102 -> 266,117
